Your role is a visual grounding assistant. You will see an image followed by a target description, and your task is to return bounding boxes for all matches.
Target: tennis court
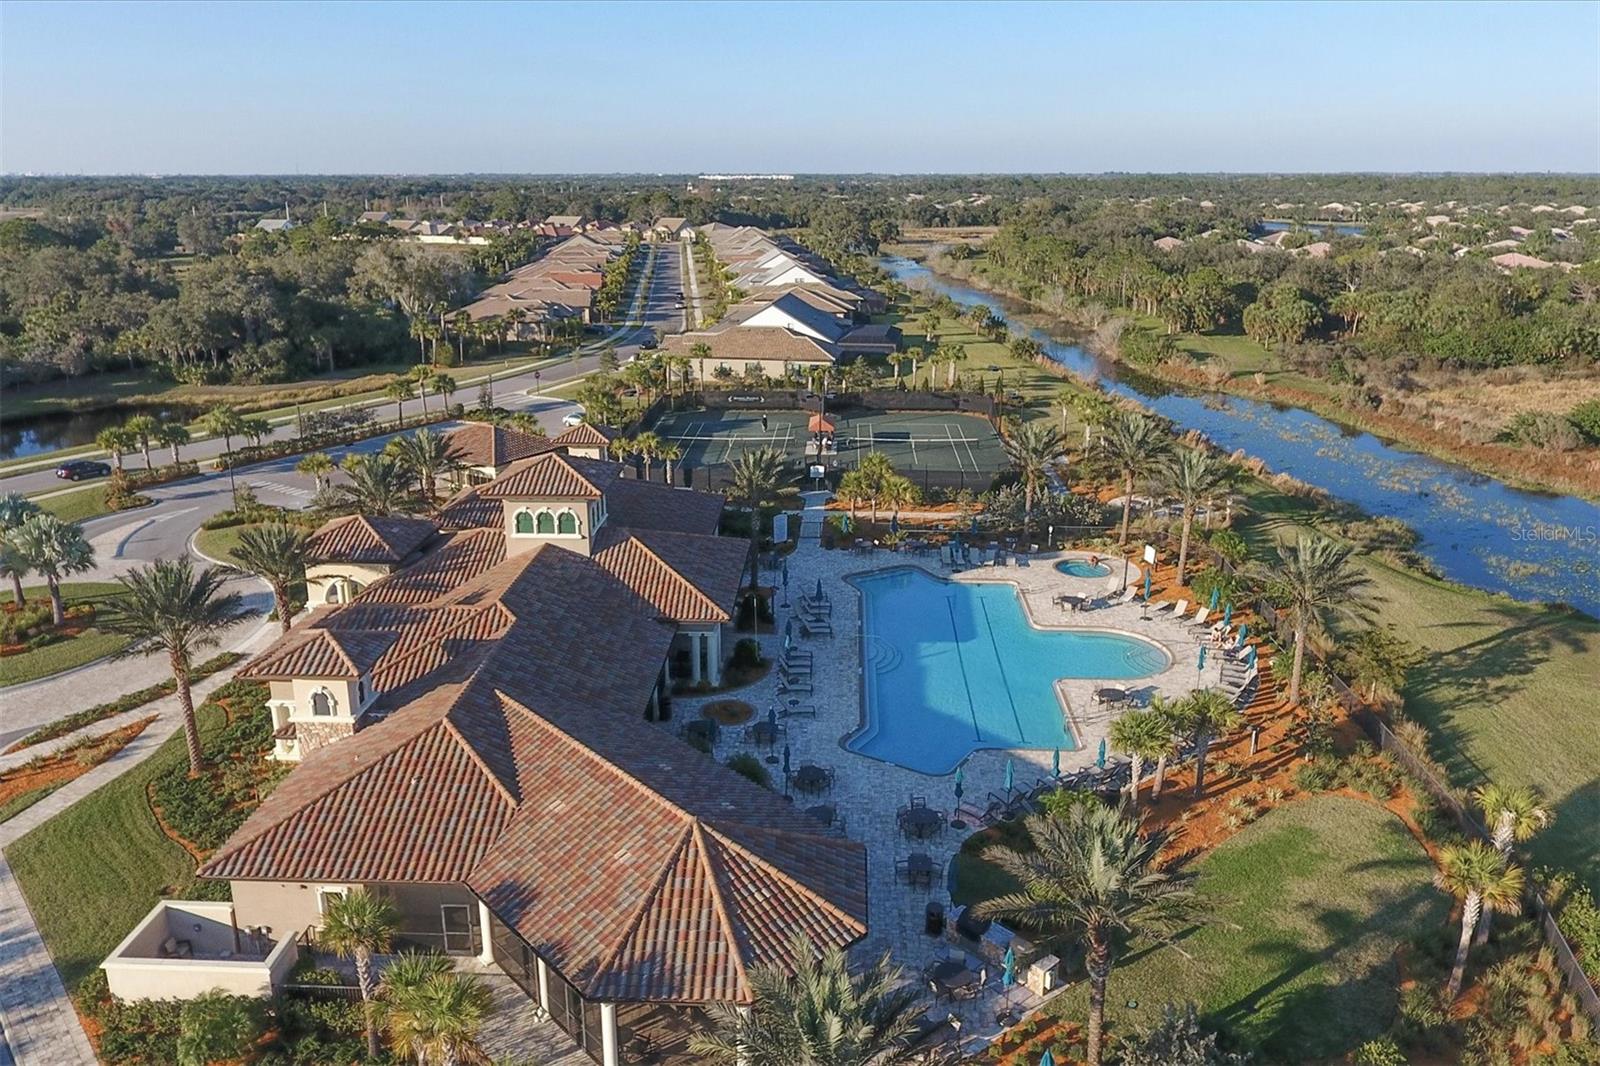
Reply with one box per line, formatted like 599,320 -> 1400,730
648,406 -> 1008,488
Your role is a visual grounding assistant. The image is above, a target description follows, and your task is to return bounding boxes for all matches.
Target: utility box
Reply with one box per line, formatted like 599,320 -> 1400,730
1026,954 -> 1060,996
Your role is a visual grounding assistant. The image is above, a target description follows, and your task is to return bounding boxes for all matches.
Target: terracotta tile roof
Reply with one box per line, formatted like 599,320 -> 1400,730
241,628 -> 397,680
356,530 -> 507,605
550,422 -> 617,449
438,487 -> 502,530
660,326 -> 838,366
479,452 -> 622,500
306,515 -> 437,565
605,479 -> 725,535
594,526 -> 747,623
446,423 -> 559,469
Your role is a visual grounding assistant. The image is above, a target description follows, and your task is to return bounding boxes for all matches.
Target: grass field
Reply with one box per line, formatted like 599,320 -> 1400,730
1235,483 -> 1600,895
193,522 -> 260,564
1042,796 -> 1444,1060
887,304 -> 1077,419
0,582 -> 132,687
7,704 -> 226,990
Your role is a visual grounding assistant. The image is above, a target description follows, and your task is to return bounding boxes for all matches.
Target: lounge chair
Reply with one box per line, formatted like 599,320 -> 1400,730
778,675 -> 813,694
1159,598 -> 1188,617
1189,607 -> 1211,628
1113,586 -> 1137,606
798,617 -> 833,639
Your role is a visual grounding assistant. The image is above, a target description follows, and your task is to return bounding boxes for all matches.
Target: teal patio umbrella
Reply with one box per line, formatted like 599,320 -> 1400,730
1237,623 -> 1249,647
1245,644 -> 1258,669
1143,570 -> 1152,600
1198,644 -> 1207,671
970,515 -> 980,535
1209,586 -> 1221,611
1222,602 -> 1233,628
815,577 -> 823,601
1051,748 -> 1061,777
890,514 -> 899,534
1004,758 -> 1015,794
1040,1052 -> 1056,1066
954,765 -> 965,801
1003,945 -> 1016,986
1096,737 -> 1107,768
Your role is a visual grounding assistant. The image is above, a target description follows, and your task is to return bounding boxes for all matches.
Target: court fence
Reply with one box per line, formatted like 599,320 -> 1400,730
679,387 -> 998,421
1167,532 -> 1600,1036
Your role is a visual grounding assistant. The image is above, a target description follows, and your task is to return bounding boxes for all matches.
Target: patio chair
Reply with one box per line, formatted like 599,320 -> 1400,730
777,676 -> 812,694
909,795 -> 927,809
1189,607 -> 1211,628
781,662 -> 812,681
1159,598 -> 1188,617
797,617 -> 833,639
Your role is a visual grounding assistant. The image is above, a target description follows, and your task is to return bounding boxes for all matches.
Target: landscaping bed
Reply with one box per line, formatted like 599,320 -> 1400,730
0,718 -> 155,823
0,583 -> 133,687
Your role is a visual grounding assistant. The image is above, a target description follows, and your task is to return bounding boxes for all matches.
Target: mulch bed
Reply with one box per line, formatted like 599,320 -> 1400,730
0,718 -> 155,813
702,700 -> 755,726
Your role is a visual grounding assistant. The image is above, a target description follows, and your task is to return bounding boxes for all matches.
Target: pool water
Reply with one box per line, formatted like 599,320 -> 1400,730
848,568 -> 1170,775
1055,559 -> 1112,578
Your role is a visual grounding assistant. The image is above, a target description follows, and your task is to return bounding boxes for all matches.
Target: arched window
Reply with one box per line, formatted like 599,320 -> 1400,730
535,510 -> 556,534
310,691 -> 334,717
514,510 -> 535,535
325,583 -> 341,604
557,510 -> 579,535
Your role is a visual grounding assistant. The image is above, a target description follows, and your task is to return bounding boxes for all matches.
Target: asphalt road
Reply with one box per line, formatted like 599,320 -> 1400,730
0,241 -> 686,500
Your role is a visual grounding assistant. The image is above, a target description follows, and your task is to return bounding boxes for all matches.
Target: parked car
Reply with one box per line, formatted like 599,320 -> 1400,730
562,411 -> 586,427
56,459 -> 113,481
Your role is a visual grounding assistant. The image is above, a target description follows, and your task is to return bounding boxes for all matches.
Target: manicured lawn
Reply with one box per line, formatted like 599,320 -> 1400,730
0,781 -> 67,823
0,582 -> 133,687
193,522 -> 258,564
7,705 -> 228,991
1040,796 -> 1444,1059
35,483 -> 152,525
1235,483 -> 1600,896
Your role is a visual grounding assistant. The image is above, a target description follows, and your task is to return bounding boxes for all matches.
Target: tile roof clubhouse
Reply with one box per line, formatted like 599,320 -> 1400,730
200,448 -> 868,1009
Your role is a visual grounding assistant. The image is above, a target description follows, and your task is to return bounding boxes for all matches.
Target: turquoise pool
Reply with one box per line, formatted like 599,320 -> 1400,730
848,568 -> 1171,775
1055,558 -> 1113,578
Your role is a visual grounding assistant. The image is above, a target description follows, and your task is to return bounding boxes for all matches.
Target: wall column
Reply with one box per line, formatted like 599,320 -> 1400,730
535,957 -> 551,1013
689,633 -> 702,683
476,899 -> 494,965
600,1002 -> 620,1066
707,626 -> 723,686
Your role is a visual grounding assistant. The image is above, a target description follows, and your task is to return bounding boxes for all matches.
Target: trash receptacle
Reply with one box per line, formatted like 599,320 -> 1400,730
924,901 -> 945,937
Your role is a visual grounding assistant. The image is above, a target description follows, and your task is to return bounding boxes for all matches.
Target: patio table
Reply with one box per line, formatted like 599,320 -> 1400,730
748,721 -> 781,749
792,765 -> 830,794
1095,687 -> 1129,706
904,851 -> 935,887
930,959 -> 980,997
900,806 -> 943,839
806,804 -> 836,827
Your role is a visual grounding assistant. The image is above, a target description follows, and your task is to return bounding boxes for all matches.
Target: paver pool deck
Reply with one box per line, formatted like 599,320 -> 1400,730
663,496 -> 1227,1047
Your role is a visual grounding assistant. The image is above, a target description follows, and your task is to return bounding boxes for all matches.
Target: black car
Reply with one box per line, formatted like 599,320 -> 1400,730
56,459 -> 112,481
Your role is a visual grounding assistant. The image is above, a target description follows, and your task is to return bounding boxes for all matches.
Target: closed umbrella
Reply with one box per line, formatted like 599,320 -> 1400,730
1052,748 -> 1061,778
1143,571 -> 1152,601
890,514 -> 899,534
1003,945 -> 1016,986
1097,737 -> 1107,768
1237,623 -> 1249,647
1198,644 -> 1207,671
1208,586 -> 1221,611
954,765 -> 964,798
970,515 -> 980,535
1004,758 -> 1015,794
815,578 -> 823,601
1040,1052 -> 1056,1066
1222,603 -> 1233,628
782,744 -> 791,775
767,705 -> 777,730
1245,644 -> 1258,669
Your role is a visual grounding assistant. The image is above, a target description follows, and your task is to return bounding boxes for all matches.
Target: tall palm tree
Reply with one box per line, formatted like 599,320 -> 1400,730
320,888 -> 398,1060
1173,688 -> 1242,798
728,448 -> 792,593
8,514 -> 95,625
382,962 -> 494,1066
99,559 -> 249,775
977,804 -> 1197,1066
385,380 -> 415,428
155,421 -> 191,465
124,414 -> 159,470
1146,695 -> 1182,801
95,426 -> 135,471
1108,708 -> 1173,810
880,474 -> 920,522
0,493 -> 43,606
231,523 -> 307,635
1162,448 -> 1232,585
1257,534 -> 1374,706
1436,841 -> 1525,998
1472,783 -> 1552,945
1002,421 -> 1066,536
632,431 -> 664,482
296,451 -> 335,492
391,428 -> 459,503
338,453 -> 417,516
1096,410 -> 1172,546
200,405 -> 245,504
836,470 -> 870,520
689,932 -> 925,1066
658,440 -> 683,486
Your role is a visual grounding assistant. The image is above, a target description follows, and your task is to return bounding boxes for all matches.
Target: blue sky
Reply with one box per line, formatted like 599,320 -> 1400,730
3,0 -> 1597,174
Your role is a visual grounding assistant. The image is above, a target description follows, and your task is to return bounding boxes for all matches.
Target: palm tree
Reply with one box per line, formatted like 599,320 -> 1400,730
411,365 -> 435,418
1146,695 -> 1182,801
201,405 -> 246,506
1162,448 -> 1232,585
431,373 -> 457,412
1002,421 -> 1066,536
836,469 -> 870,520
689,932 -> 925,1066
320,888 -> 398,1060
1173,688 -> 1242,798
124,414 -> 159,470
1096,410 -> 1172,546
728,448 -> 791,593
231,523 -> 307,635
296,451 -> 335,492
338,453 -> 417,516
155,421 -> 191,465
1472,784 -> 1551,945
99,559 -> 249,775
96,426 -> 135,471
391,428 -> 459,503
8,514 -> 95,625
385,380 -> 415,428
1257,534 -> 1374,707
977,804 -> 1196,1066
1109,709 -> 1174,810
632,431 -> 663,482
857,452 -> 894,523
658,441 -> 683,486
382,961 -> 494,1066
1436,841 -> 1525,998
0,493 -> 43,606
880,474 -> 920,522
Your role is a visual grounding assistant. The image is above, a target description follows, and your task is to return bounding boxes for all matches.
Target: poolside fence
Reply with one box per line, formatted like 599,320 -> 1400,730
1179,536 -> 1600,1038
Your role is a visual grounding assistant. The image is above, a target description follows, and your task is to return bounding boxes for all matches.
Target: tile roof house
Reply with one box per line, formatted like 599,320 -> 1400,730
303,515 -> 439,607
444,423 -> 562,486
186,457 -> 866,1063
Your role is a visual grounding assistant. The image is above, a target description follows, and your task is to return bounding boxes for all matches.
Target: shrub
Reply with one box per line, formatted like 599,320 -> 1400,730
1115,1001 -> 1249,1065
725,752 -> 772,790
1354,1036 -> 1407,1066
731,637 -> 763,668
1208,528 -> 1249,564
98,996 -> 182,1064
1294,761 -> 1339,793
176,992 -> 264,1066
1569,399 -> 1600,445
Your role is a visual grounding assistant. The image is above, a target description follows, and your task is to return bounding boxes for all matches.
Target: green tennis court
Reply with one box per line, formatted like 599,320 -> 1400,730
648,407 -> 1008,488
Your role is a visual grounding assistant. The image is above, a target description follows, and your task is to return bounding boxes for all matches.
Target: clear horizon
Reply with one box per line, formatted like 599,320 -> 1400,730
3,0 -> 1598,176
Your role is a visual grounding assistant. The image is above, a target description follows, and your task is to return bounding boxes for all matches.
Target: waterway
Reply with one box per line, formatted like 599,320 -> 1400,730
0,403 -> 204,461
884,256 -> 1600,618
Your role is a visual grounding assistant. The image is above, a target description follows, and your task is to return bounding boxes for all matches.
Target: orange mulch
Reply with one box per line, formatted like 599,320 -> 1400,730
0,718 -> 156,811
982,1017 -> 1085,1065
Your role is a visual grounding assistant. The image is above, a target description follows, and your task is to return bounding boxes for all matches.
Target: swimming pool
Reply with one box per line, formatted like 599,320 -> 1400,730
848,568 -> 1171,775
1055,558 -> 1112,578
